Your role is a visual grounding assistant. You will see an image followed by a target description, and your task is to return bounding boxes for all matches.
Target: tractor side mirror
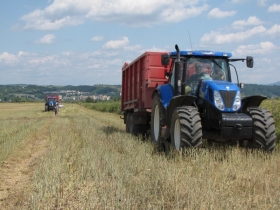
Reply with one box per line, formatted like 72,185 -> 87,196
161,54 -> 170,66
246,56 -> 253,68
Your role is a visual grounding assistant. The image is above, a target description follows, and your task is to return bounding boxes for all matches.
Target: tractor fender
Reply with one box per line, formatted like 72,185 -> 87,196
240,95 -> 267,113
152,84 -> 174,108
166,95 -> 197,127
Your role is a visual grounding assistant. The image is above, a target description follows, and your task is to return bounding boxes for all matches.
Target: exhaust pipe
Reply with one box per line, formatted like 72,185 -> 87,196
175,44 -> 180,62
174,44 -> 181,96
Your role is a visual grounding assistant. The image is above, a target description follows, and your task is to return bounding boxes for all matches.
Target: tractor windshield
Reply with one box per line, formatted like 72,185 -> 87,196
47,98 -> 56,102
185,57 -> 229,83
183,57 -> 230,95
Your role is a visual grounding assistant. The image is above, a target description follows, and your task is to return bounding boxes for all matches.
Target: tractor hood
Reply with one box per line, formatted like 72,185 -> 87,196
202,80 -> 240,92
49,100 -> 54,106
199,80 -> 241,112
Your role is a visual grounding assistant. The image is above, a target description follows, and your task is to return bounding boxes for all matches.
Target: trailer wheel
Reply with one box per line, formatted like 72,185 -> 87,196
127,113 -> 136,134
170,106 -> 202,150
126,112 -> 148,135
245,107 -> 276,152
151,94 -> 166,145
126,113 -> 132,133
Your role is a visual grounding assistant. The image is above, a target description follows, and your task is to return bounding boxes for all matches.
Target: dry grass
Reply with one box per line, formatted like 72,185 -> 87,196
0,103 -> 280,209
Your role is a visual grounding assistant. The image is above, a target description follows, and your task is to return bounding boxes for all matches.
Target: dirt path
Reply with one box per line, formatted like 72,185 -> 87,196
0,117 -> 54,209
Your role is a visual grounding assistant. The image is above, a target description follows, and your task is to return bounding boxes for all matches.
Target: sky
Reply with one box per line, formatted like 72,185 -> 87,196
0,0 -> 280,86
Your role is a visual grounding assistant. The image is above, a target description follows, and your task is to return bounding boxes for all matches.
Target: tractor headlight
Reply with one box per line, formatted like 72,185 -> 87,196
214,90 -> 224,111
232,91 -> 241,111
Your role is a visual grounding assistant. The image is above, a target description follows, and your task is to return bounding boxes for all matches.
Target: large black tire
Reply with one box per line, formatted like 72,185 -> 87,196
151,94 -> 166,145
45,105 -> 48,112
126,112 -> 148,135
245,107 -> 276,152
170,106 -> 202,150
126,113 -> 132,133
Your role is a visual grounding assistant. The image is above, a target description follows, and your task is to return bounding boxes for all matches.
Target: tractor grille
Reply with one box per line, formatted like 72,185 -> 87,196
220,90 -> 236,108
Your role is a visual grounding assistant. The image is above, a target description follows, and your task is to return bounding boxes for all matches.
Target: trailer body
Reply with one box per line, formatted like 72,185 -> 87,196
121,52 -> 170,133
121,52 -> 170,111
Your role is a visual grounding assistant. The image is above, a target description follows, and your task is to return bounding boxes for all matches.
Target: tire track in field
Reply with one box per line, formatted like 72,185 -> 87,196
0,115 -> 56,209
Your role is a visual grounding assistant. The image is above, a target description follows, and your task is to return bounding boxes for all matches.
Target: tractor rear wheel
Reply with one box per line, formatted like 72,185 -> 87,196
45,105 -> 48,112
170,106 -> 202,150
151,94 -> 166,146
245,107 -> 276,152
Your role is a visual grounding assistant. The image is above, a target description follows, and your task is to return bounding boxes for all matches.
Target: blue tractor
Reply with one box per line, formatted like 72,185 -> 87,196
151,45 -> 276,152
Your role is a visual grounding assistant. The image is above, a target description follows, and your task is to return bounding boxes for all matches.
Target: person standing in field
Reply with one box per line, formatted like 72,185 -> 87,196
54,101 -> 59,116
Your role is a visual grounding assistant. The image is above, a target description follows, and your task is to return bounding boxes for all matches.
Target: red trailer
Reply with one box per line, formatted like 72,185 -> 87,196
121,52 -> 170,134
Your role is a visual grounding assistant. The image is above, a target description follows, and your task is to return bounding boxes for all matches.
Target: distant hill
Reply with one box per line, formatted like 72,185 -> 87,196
0,84 -> 121,102
0,83 -> 279,102
270,81 -> 280,86
241,84 -> 280,98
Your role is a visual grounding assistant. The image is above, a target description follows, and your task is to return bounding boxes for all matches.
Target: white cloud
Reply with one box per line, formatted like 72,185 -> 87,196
62,51 -> 73,56
231,0 -> 249,3
35,34 -> 56,44
266,24 -> 280,36
145,46 -> 168,52
21,10 -> 84,30
233,41 -> 277,56
268,3 -> 280,12
19,0 -> 209,30
91,36 -> 104,41
258,0 -> 267,6
106,59 -> 122,66
158,4 -> 208,24
0,52 -> 18,64
86,64 -> 101,69
124,45 -> 142,51
200,26 -> 266,45
0,50 -> 125,85
232,16 -> 264,29
17,51 -> 32,57
10,24 -> 20,31
208,8 -> 236,18
231,0 -> 266,6
231,0 -> 241,3
102,37 -> 129,49
28,56 -> 56,65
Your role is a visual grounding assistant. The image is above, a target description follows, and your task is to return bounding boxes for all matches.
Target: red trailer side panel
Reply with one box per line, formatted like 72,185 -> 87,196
121,52 -> 170,111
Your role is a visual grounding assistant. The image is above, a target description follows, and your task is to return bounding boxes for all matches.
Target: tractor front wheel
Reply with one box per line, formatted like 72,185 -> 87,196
170,106 -> 202,150
244,107 -> 276,152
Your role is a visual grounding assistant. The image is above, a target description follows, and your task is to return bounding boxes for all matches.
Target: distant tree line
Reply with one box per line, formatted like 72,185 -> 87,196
241,84 -> 280,98
0,84 -> 121,102
0,83 -> 280,102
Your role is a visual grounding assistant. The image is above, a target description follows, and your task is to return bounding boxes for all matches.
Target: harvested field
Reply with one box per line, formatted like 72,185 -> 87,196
0,103 -> 280,209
